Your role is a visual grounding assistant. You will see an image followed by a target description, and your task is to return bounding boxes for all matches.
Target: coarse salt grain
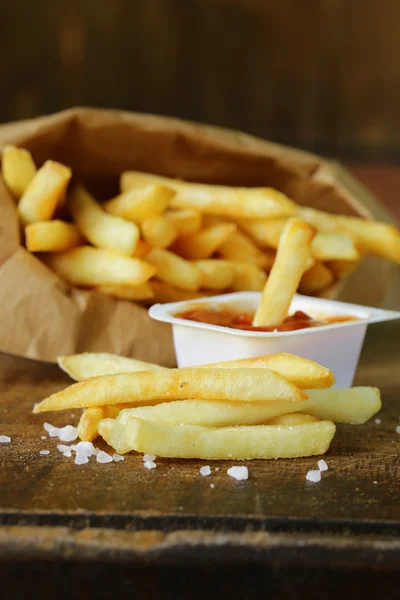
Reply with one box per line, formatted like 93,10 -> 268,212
375,419 -> 381,425
210,484 -> 215,489
215,467 -> 219,471
41,436 -> 47,440
57,444 -> 72,457
306,470 -> 321,483
44,422 -> 78,442
396,426 -> 400,434
318,459 -> 328,472
40,450 -> 50,455
143,454 -> 156,462
96,451 -> 113,464
144,460 -> 156,470
200,466 -> 211,476
227,466 -> 248,481
0,436 -> 11,443
113,454 -> 124,462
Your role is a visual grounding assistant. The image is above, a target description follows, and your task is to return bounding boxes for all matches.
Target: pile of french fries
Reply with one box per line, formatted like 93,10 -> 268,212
2,146 -> 400,305
33,352 -> 381,460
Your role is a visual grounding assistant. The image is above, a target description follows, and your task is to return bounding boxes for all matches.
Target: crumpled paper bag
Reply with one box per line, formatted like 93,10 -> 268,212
0,107 -> 397,364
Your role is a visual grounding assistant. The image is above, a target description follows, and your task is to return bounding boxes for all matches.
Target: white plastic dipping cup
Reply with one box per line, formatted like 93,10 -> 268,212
149,292 -> 400,388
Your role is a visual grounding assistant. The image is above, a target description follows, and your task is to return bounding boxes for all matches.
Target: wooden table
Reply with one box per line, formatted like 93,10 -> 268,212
0,317 -> 399,598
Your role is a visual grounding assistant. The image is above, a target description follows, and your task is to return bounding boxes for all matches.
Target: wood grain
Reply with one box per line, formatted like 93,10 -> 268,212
0,320 -> 399,529
2,1 -> 400,158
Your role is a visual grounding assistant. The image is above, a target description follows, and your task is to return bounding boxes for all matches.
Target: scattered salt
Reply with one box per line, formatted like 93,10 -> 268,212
39,450 -> 50,455
210,484 -> 215,489
0,435 -> 11,443
44,422 -> 78,442
215,467 -> 219,472
41,436 -> 47,440
96,451 -> 113,464
113,454 -> 124,462
306,470 -> 321,483
57,444 -> 72,457
144,460 -> 156,470
318,459 -> 328,472
396,426 -> 400,435
75,455 -> 89,465
374,481 -> 378,484
143,454 -> 156,462
227,466 -> 248,481
200,466 -> 211,476
374,418 -> 381,425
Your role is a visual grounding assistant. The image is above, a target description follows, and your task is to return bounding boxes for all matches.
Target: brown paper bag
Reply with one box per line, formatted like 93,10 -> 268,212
0,107 -> 398,364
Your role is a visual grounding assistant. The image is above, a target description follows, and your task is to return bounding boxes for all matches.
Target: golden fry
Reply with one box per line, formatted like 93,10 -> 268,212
33,368 -> 306,413
230,262 -> 267,292
173,223 -> 236,260
98,416 -> 335,458
145,248 -> 202,291
43,246 -> 155,287
141,215 -> 177,248
150,280 -> 206,303
25,220 -> 83,253
253,218 -> 315,326
104,185 -> 174,224
194,259 -> 236,290
95,282 -> 154,301
1,145 -> 37,198
164,209 -> 202,237
218,230 -> 275,270
299,262 -> 334,295
17,160 -> 72,225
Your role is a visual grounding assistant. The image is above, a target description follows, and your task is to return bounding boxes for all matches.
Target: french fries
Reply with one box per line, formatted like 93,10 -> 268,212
17,160 -> 72,225
145,248 -> 202,291
97,416 -> 335,458
58,351 -> 334,388
68,185 -> 140,256
141,215 -> 177,248
253,218 -> 315,326
121,170 -> 297,219
43,246 -> 155,287
194,259 -> 236,290
172,223 -> 236,260
33,368 -> 306,413
104,185 -> 174,223
164,209 -> 202,237
230,262 -> 267,292
218,230 -> 275,270
25,220 -> 83,253
299,262 -> 334,295
1,145 -> 37,198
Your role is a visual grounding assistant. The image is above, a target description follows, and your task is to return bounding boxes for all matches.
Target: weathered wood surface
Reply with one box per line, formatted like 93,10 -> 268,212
0,319 -> 399,533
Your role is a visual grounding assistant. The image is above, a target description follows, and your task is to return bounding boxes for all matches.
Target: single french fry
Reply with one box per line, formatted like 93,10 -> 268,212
25,220 -> 83,253
299,262 -> 334,295
150,280 -> 206,303
68,185 -> 140,255
305,387 -> 381,424
218,230 -> 275,270
253,219 -> 315,326
238,218 -> 287,249
17,160 -> 72,225
132,239 -> 152,258
43,246 -> 155,287
230,262 -> 268,292
77,405 -> 126,442
164,209 -> 202,237
141,215 -> 177,248
121,171 -> 297,219
1,145 -> 37,198
57,351 -> 334,388
33,368 -> 307,413
194,259 -> 236,290
145,248 -> 202,291
95,282 -> 154,301
98,416 -> 335,458
173,223 -> 236,260
57,352 -> 166,381
104,185 -> 174,224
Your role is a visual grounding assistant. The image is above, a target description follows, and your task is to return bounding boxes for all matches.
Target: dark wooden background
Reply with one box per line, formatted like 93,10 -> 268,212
2,0 -> 400,160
